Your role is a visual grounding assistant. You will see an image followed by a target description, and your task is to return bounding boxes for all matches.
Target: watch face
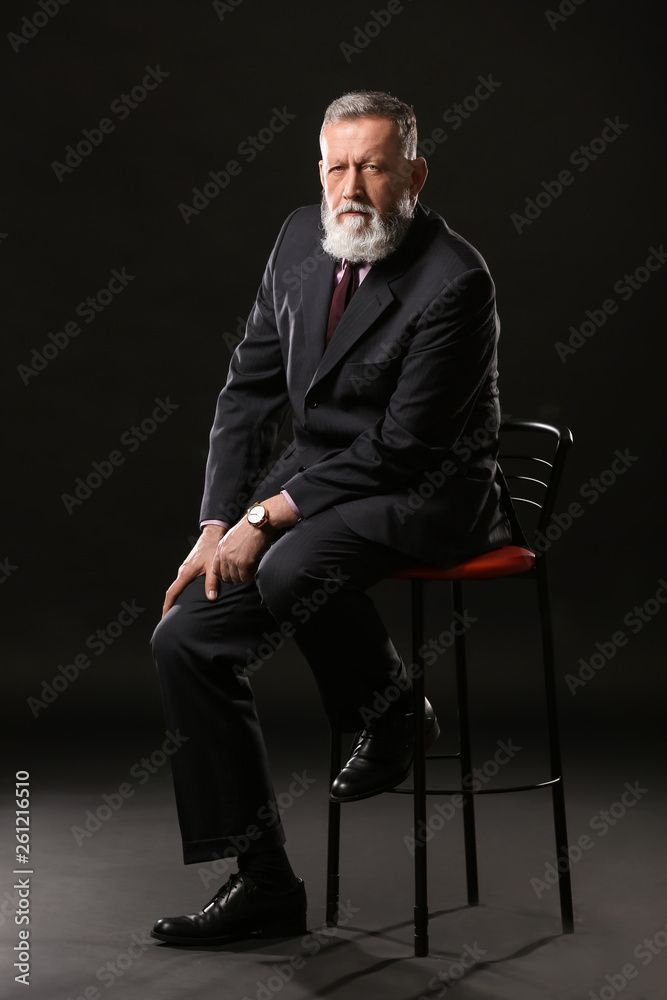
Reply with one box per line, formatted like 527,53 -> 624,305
247,504 -> 266,525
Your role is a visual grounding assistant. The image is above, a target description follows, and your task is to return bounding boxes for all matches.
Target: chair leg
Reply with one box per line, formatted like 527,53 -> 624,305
411,580 -> 429,957
326,731 -> 342,926
452,581 -> 479,907
537,565 -> 575,933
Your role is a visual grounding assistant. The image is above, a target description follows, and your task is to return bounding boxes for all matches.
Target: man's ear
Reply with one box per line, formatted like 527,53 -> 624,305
410,157 -> 428,198
319,159 -> 325,189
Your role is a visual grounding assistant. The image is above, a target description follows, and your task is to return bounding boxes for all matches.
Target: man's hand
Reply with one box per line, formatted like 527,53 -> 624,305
212,518 -> 273,586
213,494 -> 298,586
162,523 -> 225,617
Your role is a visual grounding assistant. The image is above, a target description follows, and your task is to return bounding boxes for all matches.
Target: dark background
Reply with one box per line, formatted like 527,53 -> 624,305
2,3 -> 667,998
3,0 -> 665,769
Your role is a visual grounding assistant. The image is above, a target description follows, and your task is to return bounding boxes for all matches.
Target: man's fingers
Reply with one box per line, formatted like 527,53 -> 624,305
208,546 -> 223,599
212,526 -> 265,587
162,579 -> 183,618
238,561 -> 259,583
162,564 -> 205,616
205,566 -> 219,601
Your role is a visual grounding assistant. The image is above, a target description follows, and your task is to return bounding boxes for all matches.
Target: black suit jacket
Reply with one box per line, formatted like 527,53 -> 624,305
200,202 -> 514,568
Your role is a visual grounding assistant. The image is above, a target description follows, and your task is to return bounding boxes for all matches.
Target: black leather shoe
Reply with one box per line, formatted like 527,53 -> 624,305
150,872 -> 307,946
330,699 -> 440,803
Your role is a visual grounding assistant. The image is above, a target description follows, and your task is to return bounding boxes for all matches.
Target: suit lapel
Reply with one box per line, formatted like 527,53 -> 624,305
308,271 -> 396,387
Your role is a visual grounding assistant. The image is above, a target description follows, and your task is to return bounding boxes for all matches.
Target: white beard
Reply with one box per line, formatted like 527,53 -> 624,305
320,193 -> 415,264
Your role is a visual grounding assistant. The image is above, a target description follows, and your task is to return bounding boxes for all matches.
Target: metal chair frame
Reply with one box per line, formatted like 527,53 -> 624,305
325,419 -> 575,956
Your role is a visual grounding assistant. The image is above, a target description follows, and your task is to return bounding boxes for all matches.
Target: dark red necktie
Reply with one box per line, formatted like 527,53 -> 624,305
326,261 -> 358,345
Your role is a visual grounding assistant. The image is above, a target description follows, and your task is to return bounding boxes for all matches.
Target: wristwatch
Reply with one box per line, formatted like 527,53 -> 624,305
246,502 -> 269,528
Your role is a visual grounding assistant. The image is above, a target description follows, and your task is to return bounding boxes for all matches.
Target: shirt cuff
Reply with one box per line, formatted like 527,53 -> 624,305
200,519 -> 228,531
280,489 -> 303,521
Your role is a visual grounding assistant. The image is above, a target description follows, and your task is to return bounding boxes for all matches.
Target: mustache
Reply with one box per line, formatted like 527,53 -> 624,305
333,201 -> 376,218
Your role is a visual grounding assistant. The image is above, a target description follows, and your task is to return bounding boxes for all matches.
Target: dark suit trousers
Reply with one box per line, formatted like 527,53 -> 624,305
151,508 -> 411,865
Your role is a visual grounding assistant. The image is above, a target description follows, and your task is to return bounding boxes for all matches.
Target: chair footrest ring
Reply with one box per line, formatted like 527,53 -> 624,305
390,777 -> 562,795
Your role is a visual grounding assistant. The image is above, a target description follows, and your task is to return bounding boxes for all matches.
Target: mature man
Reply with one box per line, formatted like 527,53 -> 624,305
150,91 -> 515,946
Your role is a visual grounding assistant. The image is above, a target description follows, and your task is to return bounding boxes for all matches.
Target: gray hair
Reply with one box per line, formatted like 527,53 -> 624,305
320,91 -> 418,159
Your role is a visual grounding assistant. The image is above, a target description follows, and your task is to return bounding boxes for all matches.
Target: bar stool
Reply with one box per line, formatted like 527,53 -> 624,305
325,419 -> 575,956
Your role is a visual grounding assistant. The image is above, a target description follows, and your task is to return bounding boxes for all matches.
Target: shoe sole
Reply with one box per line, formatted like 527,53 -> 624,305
150,915 -> 308,947
329,715 -> 441,803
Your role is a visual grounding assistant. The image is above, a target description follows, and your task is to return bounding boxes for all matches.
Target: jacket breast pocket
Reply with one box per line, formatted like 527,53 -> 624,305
341,359 -> 401,403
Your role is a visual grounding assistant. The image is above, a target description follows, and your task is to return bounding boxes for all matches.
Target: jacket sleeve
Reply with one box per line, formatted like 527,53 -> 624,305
282,267 -> 498,517
198,216 -> 296,524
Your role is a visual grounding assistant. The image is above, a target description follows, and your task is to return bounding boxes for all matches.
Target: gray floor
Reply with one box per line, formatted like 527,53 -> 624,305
2,726 -> 665,1000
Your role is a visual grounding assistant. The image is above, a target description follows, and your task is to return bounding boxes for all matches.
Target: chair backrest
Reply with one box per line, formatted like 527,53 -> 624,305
499,419 -> 574,547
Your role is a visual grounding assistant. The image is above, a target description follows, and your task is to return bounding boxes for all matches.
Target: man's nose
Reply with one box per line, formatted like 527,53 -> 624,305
342,169 -> 366,201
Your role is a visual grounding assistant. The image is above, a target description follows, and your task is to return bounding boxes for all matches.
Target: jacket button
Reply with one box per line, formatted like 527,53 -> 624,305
298,466 -> 306,472
308,400 -> 319,409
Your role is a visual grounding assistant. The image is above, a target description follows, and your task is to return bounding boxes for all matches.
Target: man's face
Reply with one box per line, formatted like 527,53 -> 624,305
319,116 -> 427,264
319,116 -> 425,223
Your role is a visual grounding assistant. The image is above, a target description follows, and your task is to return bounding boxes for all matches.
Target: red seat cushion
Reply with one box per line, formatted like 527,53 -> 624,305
391,545 -> 535,581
